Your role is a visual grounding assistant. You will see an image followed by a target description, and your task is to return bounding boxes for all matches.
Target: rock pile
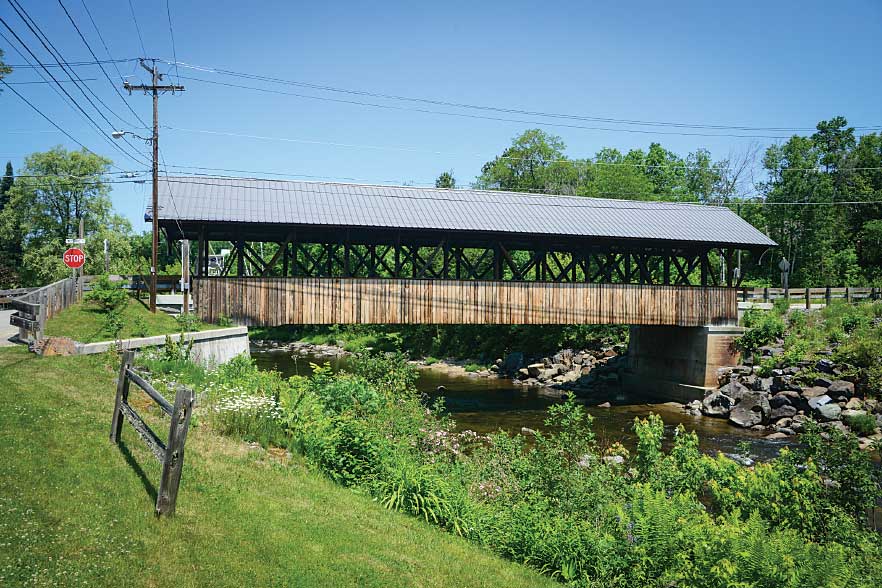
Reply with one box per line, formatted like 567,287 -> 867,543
687,355 -> 882,448
503,346 -> 627,397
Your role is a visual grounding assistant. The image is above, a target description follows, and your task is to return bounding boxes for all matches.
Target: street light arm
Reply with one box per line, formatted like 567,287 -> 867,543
111,130 -> 152,143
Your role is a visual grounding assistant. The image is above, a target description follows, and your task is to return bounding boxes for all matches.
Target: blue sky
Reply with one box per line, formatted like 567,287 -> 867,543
2,0 -> 881,230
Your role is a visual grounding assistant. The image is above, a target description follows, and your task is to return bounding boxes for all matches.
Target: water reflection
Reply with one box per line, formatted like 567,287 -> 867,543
252,348 -> 794,460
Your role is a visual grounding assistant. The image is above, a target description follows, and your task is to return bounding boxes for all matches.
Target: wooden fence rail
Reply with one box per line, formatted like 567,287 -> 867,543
8,276 -> 87,341
738,287 -> 879,309
110,351 -> 195,517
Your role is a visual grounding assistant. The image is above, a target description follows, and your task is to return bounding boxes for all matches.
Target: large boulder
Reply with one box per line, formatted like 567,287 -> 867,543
828,380 -> 855,396
802,386 -> 829,400
769,393 -> 792,409
845,397 -> 864,411
527,363 -> 545,378
728,392 -> 771,428
702,391 -> 735,417
503,352 -> 525,374
771,404 -> 798,420
808,394 -> 833,410
718,380 -> 750,401
816,403 -> 842,422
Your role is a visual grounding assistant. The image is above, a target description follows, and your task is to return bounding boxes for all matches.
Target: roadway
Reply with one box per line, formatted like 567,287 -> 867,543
0,310 -> 19,346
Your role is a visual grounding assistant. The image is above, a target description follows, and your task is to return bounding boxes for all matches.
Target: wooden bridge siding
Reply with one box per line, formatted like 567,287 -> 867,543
193,278 -> 737,327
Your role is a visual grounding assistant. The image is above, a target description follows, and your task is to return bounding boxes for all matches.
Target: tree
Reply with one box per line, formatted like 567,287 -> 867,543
435,171 -> 456,189
475,129 -> 580,194
0,147 -> 132,285
0,49 -> 11,86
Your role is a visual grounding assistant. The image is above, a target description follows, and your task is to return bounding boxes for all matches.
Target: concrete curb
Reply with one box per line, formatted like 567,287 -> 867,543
72,327 -> 249,366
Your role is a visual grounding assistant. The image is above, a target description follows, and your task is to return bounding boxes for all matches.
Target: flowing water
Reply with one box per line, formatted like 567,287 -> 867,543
252,348 -> 795,460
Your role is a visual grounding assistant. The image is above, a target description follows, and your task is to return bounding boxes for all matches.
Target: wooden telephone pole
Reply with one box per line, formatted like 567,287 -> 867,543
123,59 -> 184,312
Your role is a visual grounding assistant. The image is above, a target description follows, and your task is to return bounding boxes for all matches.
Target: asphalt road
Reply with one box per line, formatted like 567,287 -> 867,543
0,309 -> 19,346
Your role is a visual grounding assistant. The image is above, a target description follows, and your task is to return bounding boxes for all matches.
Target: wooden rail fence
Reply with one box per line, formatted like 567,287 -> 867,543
9,276 -> 87,341
738,287 -> 879,309
111,351 -> 195,517
193,277 -> 738,327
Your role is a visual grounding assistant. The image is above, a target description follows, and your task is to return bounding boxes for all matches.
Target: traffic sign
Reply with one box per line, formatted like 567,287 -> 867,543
63,248 -> 85,269
65,238 -> 86,244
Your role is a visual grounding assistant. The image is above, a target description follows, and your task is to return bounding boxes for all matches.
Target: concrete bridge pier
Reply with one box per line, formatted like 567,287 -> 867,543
622,324 -> 744,403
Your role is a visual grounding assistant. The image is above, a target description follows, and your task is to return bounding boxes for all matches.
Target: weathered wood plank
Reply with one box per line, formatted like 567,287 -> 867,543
119,403 -> 167,463
126,367 -> 173,415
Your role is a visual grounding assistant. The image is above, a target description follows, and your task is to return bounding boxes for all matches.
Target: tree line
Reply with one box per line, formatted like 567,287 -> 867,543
0,122 -> 879,289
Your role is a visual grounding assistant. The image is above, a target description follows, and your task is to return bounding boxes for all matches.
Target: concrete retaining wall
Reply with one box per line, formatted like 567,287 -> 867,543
74,326 -> 249,366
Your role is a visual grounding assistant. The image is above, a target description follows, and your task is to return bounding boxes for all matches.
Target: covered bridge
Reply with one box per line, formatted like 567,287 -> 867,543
156,176 -> 774,328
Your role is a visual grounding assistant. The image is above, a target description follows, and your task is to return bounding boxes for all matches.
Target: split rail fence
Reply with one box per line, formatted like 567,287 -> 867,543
738,287 -> 879,309
110,350 -> 195,516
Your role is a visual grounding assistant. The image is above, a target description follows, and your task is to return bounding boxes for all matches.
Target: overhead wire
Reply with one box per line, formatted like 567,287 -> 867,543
56,0 -> 149,130
0,24 -> 134,171
161,60 -> 882,134
126,0 -> 147,57
2,1 -> 148,166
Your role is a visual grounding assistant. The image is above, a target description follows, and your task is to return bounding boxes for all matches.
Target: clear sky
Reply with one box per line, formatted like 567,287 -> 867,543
2,0 -> 881,230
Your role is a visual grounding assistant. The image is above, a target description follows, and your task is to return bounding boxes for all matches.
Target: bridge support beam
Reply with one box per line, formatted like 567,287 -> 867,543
622,324 -> 744,403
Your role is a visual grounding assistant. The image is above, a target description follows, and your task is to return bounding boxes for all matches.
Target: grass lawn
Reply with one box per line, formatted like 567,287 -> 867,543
43,297 -> 211,343
0,347 -> 554,588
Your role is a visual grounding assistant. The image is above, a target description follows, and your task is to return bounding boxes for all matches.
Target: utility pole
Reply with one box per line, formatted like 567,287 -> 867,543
122,59 -> 184,313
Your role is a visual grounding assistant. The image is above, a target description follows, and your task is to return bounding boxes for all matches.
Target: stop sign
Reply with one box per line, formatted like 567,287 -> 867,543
63,248 -> 85,269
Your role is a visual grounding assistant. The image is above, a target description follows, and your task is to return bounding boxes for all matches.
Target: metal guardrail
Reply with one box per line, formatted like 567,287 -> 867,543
738,287 -> 879,309
110,350 -> 195,517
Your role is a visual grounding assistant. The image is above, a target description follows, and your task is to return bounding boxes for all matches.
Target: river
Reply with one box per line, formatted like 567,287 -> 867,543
252,348 -> 794,460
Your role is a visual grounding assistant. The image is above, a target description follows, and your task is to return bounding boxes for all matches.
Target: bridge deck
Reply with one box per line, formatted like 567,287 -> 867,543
193,278 -> 736,327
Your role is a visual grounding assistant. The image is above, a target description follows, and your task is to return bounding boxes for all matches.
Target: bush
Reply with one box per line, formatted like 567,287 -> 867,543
102,308 -> 125,338
845,412 -> 878,436
85,275 -> 128,311
174,312 -> 201,332
738,309 -> 786,353
217,314 -> 234,327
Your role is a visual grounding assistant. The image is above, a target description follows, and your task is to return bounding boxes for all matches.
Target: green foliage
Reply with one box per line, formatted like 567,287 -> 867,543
463,362 -> 483,372
130,314 -> 149,337
216,314 -> 234,327
174,312 -> 201,332
157,333 -> 194,363
101,309 -> 125,339
435,170 -> 455,188
84,275 -> 128,312
738,309 -> 786,353
845,412 -> 877,436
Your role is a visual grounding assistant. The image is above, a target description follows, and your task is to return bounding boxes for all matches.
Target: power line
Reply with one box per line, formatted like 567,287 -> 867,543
163,59 -> 882,134
3,1 -> 148,166
163,125 -> 882,174
78,0 -> 128,83
56,0 -> 149,130
5,57 -> 136,68
163,0 -> 180,84
4,77 -> 97,84
126,0 -> 147,56
177,74 -> 799,140
0,22 -> 137,170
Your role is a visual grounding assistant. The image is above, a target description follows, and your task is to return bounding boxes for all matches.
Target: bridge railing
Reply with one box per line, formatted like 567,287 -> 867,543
738,287 -> 879,309
8,276 -> 89,342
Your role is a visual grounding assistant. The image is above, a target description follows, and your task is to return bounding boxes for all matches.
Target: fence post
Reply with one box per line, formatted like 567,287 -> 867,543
155,385 -> 195,516
825,286 -> 831,307
110,351 -> 134,443
846,287 -> 853,304
805,287 -> 811,310
763,287 -> 769,303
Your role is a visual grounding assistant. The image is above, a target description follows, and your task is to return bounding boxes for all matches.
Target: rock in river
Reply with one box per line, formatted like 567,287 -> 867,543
702,391 -> 735,417
728,392 -> 771,428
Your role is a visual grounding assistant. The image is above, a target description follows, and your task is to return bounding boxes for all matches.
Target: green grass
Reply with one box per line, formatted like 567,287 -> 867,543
44,298 -> 212,343
0,347 -> 554,588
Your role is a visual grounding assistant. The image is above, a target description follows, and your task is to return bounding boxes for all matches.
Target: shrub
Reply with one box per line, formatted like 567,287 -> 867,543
217,314 -> 234,327
131,315 -> 149,337
738,310 -> 786,353
85,275 -> 128,311
845,412 -> 878,436
175,312 -> 201,332
464,362 -> 483,373
100,308 -> 125,339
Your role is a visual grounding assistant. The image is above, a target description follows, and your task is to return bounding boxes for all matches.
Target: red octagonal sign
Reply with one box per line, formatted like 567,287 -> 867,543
63,247 -> 85,269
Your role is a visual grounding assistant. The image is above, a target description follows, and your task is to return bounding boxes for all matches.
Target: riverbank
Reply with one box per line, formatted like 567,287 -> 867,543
689,301 -> 882,449
0,346 -> 554,588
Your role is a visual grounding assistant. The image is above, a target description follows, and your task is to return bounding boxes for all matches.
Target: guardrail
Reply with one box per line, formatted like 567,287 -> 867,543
110,350 -> 195,517
121,275 -> 183,297
0,287 -> 36,308
9,276 -> 87,341
738,287 -> 879,309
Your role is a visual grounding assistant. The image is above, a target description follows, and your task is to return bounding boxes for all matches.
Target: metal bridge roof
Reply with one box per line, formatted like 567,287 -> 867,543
156,176 -> 776,249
